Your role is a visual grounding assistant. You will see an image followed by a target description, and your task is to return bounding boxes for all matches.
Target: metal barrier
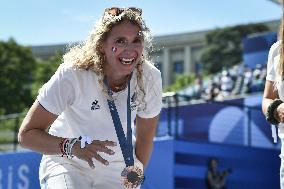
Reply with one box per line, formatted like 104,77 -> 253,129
0,113 -> 25,152
160,93 -> 277,149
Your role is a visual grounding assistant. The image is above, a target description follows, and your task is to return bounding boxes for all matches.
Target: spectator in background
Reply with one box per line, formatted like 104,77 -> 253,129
228,65 -> 239,82
232,64 -> 245,95
220,69 -> 234,97
251,64 -> 265,92
242,66 -> 253,94
206,158 -> 230,189
203,78 -> 220,101
192,75 -> 204,99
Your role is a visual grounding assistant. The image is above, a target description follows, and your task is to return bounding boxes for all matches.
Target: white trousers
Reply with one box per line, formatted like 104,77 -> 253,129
40,160 -> 143,189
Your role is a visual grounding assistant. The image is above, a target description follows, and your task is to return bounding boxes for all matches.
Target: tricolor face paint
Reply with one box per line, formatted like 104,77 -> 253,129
111,46 -> 117,52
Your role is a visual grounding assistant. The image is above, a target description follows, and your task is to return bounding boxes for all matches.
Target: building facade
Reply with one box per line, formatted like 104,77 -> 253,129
31,20 -> 280,86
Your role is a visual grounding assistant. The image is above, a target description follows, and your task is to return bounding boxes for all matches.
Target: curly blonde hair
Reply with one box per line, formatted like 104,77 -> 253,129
279,4 -> 284,78
63,8 -> 153,109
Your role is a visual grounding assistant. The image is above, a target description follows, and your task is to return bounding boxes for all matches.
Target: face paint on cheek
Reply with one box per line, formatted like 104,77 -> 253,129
111,47 -> 117,53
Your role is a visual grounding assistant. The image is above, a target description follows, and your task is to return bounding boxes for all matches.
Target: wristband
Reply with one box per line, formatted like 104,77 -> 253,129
266,99 -> 283,125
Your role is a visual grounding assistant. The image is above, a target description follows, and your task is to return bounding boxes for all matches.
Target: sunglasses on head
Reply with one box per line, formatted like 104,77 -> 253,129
104,7 -> 142,16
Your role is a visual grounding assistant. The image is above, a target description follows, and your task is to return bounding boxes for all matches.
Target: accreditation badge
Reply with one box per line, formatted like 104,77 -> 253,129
121,166 -> 145,188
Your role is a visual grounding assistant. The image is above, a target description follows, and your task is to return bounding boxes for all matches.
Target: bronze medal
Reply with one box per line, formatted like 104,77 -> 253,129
121,166 -> 145,188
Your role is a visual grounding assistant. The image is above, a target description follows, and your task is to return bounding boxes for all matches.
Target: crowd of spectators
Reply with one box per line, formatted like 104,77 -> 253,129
179,64 -> 266,102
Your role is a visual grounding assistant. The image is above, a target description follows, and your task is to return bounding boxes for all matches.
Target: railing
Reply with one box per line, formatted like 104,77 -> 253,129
0,113 -> 25,152
159,92 -> 276,149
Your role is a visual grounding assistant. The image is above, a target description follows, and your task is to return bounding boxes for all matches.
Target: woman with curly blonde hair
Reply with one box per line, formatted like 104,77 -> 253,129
18,7 -> 162,189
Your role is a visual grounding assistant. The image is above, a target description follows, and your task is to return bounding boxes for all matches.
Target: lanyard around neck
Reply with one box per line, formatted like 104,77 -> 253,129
104,77 -> 134,167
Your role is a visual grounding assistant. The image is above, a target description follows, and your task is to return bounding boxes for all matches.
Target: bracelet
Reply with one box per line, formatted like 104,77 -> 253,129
266,99 -> 283,125
59,137 -> 78,159
66,138 -> 78,159
59,136 -> 92,159
59,138 -> 68,156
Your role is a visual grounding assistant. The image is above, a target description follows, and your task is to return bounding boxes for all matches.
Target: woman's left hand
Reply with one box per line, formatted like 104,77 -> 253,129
275,103 -> 284,123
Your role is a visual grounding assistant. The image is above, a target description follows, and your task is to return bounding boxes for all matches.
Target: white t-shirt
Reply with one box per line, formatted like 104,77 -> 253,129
266,40 -> 284,138
37,61 -> 162,179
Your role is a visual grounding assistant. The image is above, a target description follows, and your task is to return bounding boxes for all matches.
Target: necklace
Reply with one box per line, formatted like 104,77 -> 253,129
113,86 -> 125,91
113,83 -> 127,91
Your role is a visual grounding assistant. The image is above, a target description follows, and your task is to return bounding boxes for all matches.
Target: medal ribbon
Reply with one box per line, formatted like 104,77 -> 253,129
104,77 -> 134,167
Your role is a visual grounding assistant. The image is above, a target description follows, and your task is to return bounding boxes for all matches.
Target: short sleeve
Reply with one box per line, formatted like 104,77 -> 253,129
266,41 -> 280,82
137,67 -> 163,118
37,64 -> 76,115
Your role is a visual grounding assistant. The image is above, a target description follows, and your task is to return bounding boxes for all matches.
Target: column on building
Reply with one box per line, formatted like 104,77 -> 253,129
184,45 -> 192,74
162,48 -> 170,86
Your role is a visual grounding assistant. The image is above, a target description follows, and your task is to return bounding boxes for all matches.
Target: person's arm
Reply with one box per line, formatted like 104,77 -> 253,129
18,101 -> 61,154
18,100 -> 116,168
262,80 -> 278,113
135,115 -> 159,167
262,42 -> 284,122
219,171 -> 229,188
262,80 -> 284,123
207,171 -> 216,187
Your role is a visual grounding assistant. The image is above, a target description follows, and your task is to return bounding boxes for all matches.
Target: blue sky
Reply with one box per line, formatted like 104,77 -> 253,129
0,0 -> 281,46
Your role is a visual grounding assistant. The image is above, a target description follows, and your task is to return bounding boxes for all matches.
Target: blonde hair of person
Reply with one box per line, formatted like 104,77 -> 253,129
279,2 -> 284,79
63,8 -> 153,110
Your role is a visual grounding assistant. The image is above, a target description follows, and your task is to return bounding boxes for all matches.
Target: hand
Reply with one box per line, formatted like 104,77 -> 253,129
274,103 -> 284,123
72,140 -> 116,168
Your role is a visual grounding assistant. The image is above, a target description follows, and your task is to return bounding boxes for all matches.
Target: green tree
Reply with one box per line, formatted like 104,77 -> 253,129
201,23 -> 269,74
0,39 -> 36,114
32,53 -> 62,98
164,74 -> 195,92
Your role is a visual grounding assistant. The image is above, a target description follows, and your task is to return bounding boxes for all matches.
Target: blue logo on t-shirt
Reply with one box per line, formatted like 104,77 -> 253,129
91,100 -> 100,110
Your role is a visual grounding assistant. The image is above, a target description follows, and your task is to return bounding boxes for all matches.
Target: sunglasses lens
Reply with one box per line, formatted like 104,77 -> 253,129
105,7 -> 121,16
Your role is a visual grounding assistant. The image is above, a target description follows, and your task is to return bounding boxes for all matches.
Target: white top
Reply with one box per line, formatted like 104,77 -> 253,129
266,41 -> 284,138
37,61 -> 162,179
